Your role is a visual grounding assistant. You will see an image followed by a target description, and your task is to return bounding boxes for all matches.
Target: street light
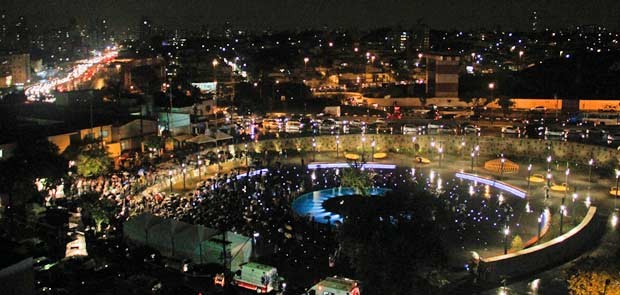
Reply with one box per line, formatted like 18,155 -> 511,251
572,193 -> 578,218
588,159 -> 594,188
546,171 -> 552,188
565,165 -> 570,192
527,163 -> 532,193
244,143 -> 249,168
559,204 -> 566,234
303,57 -> 309,74
336,135 -> 340,157
503,226 -> 510,254
412,136 -> 417,153
500,154 -> 506,180
182,164 -> 187,191
312,139 -> 317,162
430,140 -> 436,160
438,146 -> 443,167
537,212 -> 543,244
212,58 -> 219,136
361,136 -> 366,162
488,82 -> 495,100
546,155 -> 552,171
197,159 -> 203,180
168,169 -> 173,192
470,151 -> 475,172
475,145 -> 480,167
614,169 -> 620,210
371,140 -> 376,161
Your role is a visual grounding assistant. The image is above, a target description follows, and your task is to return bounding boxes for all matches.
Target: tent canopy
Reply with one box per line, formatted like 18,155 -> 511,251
214,131 -> 233,141
123,213 -> 251,271
187,134 -> 216,144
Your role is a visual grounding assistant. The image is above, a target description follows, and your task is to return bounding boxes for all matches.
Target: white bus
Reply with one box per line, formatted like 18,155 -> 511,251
581,112 -> 620,126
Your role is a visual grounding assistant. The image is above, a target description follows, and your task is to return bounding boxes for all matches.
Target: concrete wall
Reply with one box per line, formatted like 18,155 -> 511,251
236,135 -> 620,167
479,207 -> 602,283
0,257 -> 34,295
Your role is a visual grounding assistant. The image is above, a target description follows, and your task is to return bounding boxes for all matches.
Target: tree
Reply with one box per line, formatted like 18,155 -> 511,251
510,235 -> 523,252
340,164 -> 372,196
337,187 -> 449,294
566,256 -> 620,295
69,136 -> 112,178
497,96 -> 514,114
81,193 -> 117,233
143,135 -> 162,151
77,148 -> 112,178
0,136 -> 67,207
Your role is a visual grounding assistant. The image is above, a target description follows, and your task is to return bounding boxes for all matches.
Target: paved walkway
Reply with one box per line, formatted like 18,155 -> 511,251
164,148 -> 617,293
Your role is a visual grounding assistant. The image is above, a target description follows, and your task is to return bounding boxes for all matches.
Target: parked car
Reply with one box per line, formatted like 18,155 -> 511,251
319,119 -> 338,133
402,124 -> 423,135
545,127 -> 566,138
285,120 -> 302,133
501,125 -> 521,134
461,123 -> 481,134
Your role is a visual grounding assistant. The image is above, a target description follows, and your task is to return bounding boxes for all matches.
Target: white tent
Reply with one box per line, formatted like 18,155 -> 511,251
123,213 -> 251,271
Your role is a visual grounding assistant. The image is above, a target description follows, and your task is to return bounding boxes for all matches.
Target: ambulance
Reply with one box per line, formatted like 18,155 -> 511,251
232,262 -> 285,293
307,276 -> 361,295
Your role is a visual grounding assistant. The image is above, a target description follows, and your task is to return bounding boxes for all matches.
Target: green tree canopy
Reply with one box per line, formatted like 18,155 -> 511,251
67,136 -> 112,178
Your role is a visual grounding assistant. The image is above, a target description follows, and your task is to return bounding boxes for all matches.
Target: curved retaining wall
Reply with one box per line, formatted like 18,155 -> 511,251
479,206 -> 603,283
238,134 -> 620,167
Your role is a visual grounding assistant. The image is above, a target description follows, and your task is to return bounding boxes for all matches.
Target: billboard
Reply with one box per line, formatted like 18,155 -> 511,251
192,82 -> 217,94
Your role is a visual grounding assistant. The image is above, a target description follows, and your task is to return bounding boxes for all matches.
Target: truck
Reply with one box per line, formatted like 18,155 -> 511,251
307,276 -> 361,295
232,262 -> 285,293
323,106 -> 341,117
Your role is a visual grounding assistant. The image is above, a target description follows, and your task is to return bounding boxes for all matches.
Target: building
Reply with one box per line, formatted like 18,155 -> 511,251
139,17 -> 152,41
47,118 -> 157,158
425,53 -> 460,98
0,53 -> 30,85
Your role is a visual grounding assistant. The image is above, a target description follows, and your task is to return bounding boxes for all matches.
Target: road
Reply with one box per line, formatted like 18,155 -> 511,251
25,49 -> 118,103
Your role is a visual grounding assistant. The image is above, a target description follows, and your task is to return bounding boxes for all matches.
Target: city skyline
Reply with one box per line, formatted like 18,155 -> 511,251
2,0 -> 620,32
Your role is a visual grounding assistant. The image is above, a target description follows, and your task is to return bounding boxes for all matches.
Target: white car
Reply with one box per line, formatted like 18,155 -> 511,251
427,121 -> 442,130
262,119 -> 280,130
545,127 -> 565,137
501,126 -> 520,134
402,124 -> 422,135
285,121 -> 302,133
349,120 -> 363,128
607,132 -> 620,142
319,119 -> 338,132
462,124 -> 481,134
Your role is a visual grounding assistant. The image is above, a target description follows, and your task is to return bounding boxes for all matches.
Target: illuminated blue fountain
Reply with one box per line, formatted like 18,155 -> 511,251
292,187 -> 390,224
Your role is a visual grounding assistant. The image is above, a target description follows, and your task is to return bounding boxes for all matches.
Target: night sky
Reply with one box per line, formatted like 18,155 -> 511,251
3,0 -> 620,31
